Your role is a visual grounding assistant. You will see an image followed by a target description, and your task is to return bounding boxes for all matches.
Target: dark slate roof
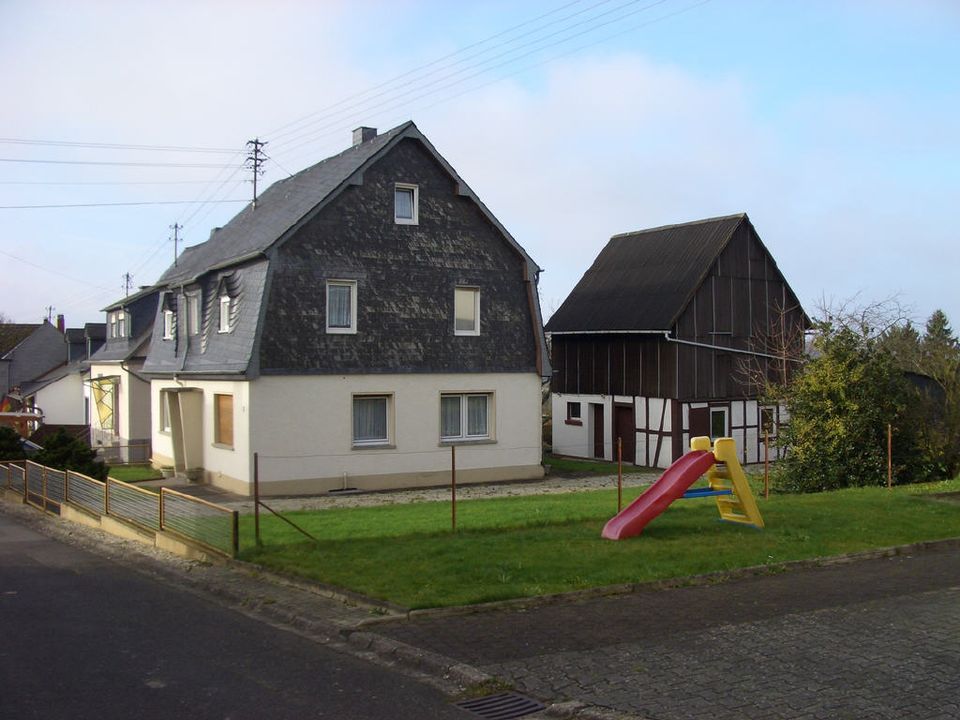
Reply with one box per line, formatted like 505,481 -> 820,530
89,328 -> 153,363
65,328 -> 86,344
157,123 -> 415,286
546,214 -> 747,333
85,323 -> 106,341
19,360 -> 81,396
0,324 -> 42,357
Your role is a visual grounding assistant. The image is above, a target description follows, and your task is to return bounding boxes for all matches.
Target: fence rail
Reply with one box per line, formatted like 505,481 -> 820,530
0,459 -> 237,557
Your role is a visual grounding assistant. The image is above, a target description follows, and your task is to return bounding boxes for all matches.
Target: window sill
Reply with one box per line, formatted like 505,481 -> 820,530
394,218 -> 418,226
211,442 -> 234,451
564,419 -> 583,426
352,443 -> 395,451
439,438 -> 496,447
327,327 -> 357,335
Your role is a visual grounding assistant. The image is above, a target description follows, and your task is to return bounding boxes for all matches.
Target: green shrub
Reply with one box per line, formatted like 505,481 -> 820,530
34,429 -> 107,480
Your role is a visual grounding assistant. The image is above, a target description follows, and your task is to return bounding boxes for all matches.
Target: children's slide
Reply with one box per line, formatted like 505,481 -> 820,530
601,450 -> 717,540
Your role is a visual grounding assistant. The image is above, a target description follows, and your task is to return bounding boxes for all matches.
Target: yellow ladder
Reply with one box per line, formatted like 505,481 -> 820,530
691,436 -> 764,529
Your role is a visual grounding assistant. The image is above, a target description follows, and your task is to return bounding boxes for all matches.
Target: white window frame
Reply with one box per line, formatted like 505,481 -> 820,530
218,294 -> 232,333
454,286 -> 480,336
116,311 -> 127,339
326,280 -> 358,334
186,293 -> 201,336
108,312 -> 118,339
159,390 -> 171,433
162,310 -> 175,340
440,392 -> 492,442
710,407 -> 728,440
394,183 -> 418,225
351,394 -> 393,448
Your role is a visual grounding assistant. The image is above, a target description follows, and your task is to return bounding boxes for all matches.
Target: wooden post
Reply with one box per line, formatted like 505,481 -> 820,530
254,452 -> 262,547
451,445 -> 457,532
887,423 -> 892,489
764,430 -> 770,500
617,437 -> 623,512
41,465 -> 47,512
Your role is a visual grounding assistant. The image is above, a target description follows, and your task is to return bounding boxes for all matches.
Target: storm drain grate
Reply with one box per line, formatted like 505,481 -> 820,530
455,692 -> 545,719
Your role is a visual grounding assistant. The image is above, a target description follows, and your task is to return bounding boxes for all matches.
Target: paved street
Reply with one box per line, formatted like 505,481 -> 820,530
0,512 -> 466,720
379,547 -> 960,719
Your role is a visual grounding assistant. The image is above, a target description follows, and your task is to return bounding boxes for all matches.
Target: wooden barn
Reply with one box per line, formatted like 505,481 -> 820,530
545,213 -> 809,468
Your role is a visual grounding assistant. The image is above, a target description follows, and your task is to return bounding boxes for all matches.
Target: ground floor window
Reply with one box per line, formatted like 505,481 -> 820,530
160,390 -> 172,433
214,393 -> 233,448
566,401 -> 582,424
353,395 -> 391,446
710,407 -> 728,440
440,393 -> 490,441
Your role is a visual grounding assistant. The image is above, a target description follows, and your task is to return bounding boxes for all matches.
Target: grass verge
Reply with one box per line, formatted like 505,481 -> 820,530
239,477 -> 960,609
106,464 -> 163,483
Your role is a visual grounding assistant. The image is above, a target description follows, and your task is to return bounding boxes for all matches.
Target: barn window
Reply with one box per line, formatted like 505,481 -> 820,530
710,407 -> 728,440
566,402 -> 582,425
760,406 -> 776,434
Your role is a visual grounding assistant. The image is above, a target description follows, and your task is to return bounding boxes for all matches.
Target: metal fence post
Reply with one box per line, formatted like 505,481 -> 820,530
231,510 -> 239,557
41,465 -> 48,512
159,488 -> 166,530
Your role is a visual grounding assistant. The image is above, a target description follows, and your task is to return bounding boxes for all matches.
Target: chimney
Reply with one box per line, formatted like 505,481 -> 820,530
352,127 -> 377,146
209,227 -> 221,241
56,314 -> 65,333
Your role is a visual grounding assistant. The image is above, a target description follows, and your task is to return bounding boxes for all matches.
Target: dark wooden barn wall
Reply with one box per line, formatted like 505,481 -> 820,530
550,221 -> 806,401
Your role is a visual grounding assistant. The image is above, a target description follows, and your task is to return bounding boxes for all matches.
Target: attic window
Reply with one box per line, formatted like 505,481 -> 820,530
394,183 -> 418,225
326,280 -> 357,334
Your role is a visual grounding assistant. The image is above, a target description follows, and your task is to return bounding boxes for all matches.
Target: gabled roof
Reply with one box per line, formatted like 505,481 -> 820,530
102,286 -> 157,312
155,120 -> 541,287
0,323 -> 43,357
546,214 -> 751,333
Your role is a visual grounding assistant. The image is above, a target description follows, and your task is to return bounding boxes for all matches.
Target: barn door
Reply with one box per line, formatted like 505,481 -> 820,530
689,406 -> 709,439
592,404 -> 604,458
614,405 -> 636,464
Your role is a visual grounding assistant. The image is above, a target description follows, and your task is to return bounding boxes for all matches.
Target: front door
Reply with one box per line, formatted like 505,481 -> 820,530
592,403 -> 604,459
614,405 -> 636,464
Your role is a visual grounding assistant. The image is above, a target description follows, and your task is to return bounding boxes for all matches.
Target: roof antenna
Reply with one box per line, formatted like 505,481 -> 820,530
245,138 -> 268,209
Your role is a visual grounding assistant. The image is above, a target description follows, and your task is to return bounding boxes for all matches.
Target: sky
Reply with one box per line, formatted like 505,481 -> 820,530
2,0 -> 958,332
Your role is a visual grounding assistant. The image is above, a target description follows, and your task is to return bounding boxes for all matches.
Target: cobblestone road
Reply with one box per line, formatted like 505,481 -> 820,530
378,547 -> 960,719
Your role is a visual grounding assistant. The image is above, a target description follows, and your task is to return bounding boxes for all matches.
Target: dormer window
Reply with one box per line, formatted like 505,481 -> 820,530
186,293 -> 200,336
109,311 -> 128,339
394,183 -> 418,225
162,310 -> 175,340
218,294 -> 232,333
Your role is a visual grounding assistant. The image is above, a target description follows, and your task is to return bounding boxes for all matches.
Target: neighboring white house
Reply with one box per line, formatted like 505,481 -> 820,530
143,122 -> 549,496
86,289 -> 158,463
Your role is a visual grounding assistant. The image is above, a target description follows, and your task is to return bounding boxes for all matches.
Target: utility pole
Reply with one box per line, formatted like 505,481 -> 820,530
122,272 -> 133,297
170,223 -> 182,267
245,138 -> 267,209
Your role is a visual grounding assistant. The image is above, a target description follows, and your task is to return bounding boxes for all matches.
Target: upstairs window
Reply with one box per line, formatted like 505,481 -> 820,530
117,311 -> 127,338
394,183 -> 418,225
454,287 -> 480,336
109,312 -> 117,339
326,280 -> 357,334
218,295 -> 232,333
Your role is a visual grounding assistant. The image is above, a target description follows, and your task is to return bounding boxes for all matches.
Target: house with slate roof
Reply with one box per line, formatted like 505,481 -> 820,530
546,213 -> 808,468
86,288 -> 159,462
20,323 -> 105,429
142,121 -> 548,495
1,321 -> 67,401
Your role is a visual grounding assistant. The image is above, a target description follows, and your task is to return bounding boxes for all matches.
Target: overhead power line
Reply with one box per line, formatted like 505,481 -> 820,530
0,180 -> 228,186
0,158 -> 245,168
0,199 -> 248,209
0,138 -> 238,153
268,0 -> 674,162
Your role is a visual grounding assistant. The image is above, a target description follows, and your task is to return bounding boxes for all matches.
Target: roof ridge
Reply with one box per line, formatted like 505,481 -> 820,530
610,212 -> 746,240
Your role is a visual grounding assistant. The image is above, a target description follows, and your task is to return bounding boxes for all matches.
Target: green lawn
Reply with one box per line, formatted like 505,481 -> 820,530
106,464 -> 163,483
239,477 -> 960,609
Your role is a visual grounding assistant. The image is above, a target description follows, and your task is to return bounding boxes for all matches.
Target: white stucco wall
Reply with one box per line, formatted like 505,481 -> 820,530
150,379 -> 251,484
551,393 -> 613,461
33,373 -> 85,425
87,362 -> 151,442
247,372 -> 543,495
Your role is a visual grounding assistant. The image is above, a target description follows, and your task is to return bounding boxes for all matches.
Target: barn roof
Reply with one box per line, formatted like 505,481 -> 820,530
546,214 -> 749,333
